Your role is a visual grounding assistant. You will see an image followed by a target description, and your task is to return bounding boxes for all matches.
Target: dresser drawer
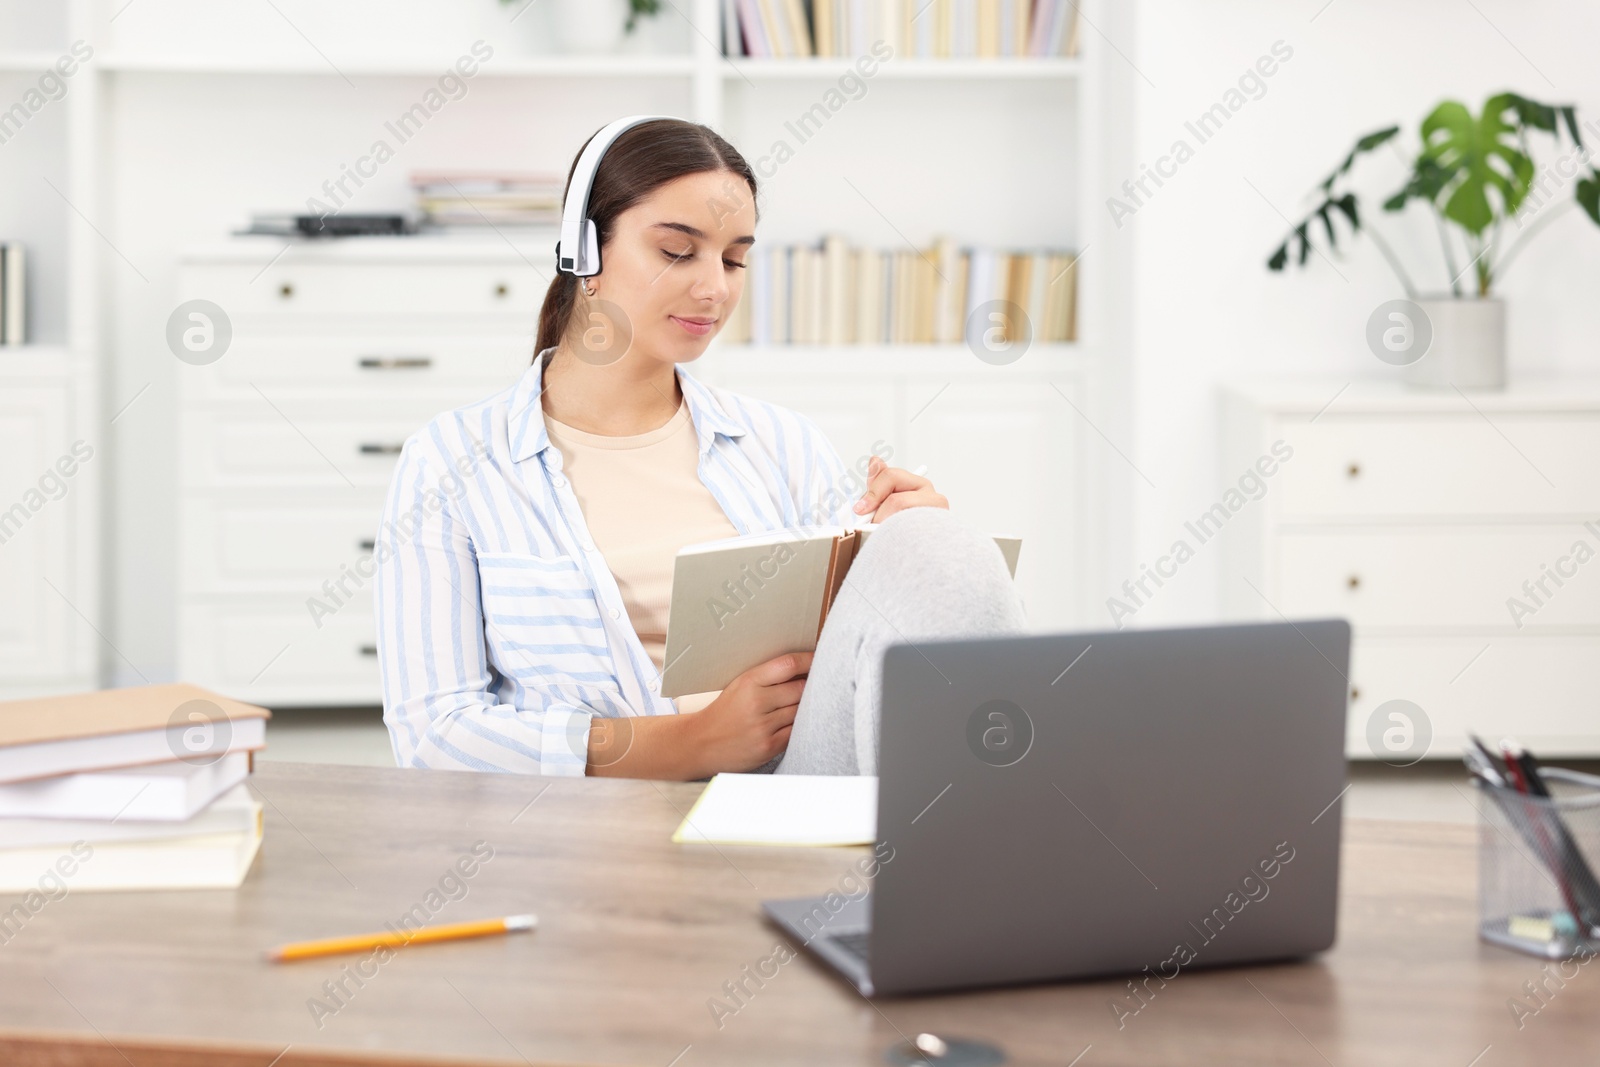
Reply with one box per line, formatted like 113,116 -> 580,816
178,603 -> 383,707
181,497 -> 385,595
1347,634 -> 1600,756
1278,415 -> 1599,519
1276,526 -> 1600,630
183,335 -> 530,400
181,405 -> 441,488
182,261 -> 547,322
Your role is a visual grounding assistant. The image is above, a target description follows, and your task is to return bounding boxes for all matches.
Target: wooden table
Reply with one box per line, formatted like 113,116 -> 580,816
0,762 -> 1595,1066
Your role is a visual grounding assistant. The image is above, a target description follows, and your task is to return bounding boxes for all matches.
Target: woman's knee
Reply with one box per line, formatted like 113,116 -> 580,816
850,507 -> 1023,622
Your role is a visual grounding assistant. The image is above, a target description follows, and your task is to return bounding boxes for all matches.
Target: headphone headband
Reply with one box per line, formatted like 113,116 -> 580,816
556,114 -> 678,279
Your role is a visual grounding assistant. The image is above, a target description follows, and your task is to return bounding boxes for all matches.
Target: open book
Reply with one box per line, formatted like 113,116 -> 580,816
661,524 -> 1021,698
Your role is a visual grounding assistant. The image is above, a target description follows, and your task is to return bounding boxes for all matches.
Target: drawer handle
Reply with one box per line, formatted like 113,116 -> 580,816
359,645 -> 378,657
1347,462 -> 1360,479
359,443 -> 405,456
358,356 -> 433,370
279,282 -> 294,299
494,283 -> 510,298
1347,575 -> 1361,590
1350,686 -> 1360,701
358,539 -> 376,552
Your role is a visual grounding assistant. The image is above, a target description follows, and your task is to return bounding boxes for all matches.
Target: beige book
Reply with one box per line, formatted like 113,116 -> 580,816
0,822 -> 264,892
1005,253 -> 1031,344
977,0 -> 1000,56
0,684 -> 269,785
854,247 -> 881,344
755,0 -> 788,57
814,0 -> 834,56
1026,250 -> 1050,342
661,525 -> 1022,697
782,0 -> 813,55
823,234 -> 851,344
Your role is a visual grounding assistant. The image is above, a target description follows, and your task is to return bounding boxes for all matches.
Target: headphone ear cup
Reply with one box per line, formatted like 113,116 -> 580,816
580,219 -> 600,276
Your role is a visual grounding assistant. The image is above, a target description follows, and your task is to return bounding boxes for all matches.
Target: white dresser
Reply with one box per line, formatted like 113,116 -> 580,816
1223,380 -> 1600,758
175,238 -> 546,706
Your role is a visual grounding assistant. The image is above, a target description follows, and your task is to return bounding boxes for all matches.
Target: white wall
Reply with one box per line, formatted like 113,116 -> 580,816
1110,0 -> 1600,626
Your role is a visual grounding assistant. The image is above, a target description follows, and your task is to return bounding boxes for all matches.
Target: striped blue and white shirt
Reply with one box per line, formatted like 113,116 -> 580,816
374,349 -> 871,775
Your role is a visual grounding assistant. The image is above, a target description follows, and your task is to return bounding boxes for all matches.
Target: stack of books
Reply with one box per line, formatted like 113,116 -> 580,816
722,235 -> 1078,346
411,171 -> 566,228
0,684 -> 270,892
0,242 -> 24,345
724,0 -> 1080,59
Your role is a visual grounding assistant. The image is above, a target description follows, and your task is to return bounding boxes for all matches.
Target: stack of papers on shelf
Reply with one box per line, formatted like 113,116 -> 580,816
672,774 -> 877,846
0,684 -> 271,891
410,170 -> 565,228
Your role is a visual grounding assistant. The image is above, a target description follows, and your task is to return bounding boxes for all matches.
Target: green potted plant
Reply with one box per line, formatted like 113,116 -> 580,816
1267,92 -> 1600,389
505,0 -> 662,54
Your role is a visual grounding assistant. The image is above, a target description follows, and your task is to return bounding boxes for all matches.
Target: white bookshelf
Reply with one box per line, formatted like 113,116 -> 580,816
1,0 -> 1124,694
0,0 -> 102,698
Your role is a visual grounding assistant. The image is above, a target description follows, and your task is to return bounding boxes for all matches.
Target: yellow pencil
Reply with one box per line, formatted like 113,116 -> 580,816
266,913 -> 537,963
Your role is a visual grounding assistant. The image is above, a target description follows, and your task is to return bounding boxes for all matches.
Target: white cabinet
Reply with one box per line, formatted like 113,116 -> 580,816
1222,380 -> 1600,757
0,357 -> 98,697
175,239 -> 545,707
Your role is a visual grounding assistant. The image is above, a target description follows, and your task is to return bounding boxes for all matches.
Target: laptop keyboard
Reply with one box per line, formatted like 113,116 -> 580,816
825,930 -> 871,967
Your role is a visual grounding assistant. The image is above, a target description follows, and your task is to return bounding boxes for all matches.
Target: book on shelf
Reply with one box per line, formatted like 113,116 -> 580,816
661,525 -> 1021,697
722,235 -> 1078,347
724,0 -> 1079,59
0,243 -> 24,346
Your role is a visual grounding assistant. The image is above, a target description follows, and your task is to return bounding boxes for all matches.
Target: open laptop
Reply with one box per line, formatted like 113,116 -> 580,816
763,620 -> 1351,997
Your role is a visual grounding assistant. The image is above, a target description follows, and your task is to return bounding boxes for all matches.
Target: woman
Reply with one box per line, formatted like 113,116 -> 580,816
375,118 -> 1025,778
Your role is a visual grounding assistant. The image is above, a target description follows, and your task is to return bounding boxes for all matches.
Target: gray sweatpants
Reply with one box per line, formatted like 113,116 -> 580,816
773,506 -> 1029,776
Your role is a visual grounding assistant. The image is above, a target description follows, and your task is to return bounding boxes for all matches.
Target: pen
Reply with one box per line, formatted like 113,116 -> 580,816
1500,739 -> 1589,934
266,913 -> 537,963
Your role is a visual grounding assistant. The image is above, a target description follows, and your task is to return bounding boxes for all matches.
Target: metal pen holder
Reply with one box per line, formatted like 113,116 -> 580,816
1477,768 -> 1600,959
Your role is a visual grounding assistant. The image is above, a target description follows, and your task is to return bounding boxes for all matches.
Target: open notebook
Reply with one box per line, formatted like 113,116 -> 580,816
672,774 -> 876,847
661,524 -> 1020,698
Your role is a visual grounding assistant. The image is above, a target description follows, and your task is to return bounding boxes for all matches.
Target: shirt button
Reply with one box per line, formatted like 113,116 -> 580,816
609,607 -> 620,620
551,475 -> 566,487
648,679 -> 660,692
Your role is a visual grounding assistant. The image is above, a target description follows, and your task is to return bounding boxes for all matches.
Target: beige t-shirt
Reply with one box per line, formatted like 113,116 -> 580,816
543,398 -> 738,714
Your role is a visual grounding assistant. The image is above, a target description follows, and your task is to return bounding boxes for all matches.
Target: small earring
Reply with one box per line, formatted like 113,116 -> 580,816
583,282 -> 597,297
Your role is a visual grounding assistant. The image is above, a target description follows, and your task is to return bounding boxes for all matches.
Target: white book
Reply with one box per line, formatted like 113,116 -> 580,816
772,246 -> 791,343
750,244 -> 772,345
673,773 -> 877,846
0,823 -> 264,892
0,750 -> 251,821
0,783 -> 261,849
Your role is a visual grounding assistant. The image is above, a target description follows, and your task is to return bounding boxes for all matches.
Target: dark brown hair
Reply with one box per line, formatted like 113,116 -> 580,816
535,119 -> 759,361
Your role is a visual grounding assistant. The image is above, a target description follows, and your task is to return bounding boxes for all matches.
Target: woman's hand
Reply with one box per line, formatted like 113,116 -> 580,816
853,455 -> 949,521
684,651 -> 811,775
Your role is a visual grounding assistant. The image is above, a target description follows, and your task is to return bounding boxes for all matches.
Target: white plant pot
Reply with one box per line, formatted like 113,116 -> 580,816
551,0 -> 629,54
1402,296 -> 1506,391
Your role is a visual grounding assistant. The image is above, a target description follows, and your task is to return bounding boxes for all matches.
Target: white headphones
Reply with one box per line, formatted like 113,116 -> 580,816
556,114 -> 679,279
